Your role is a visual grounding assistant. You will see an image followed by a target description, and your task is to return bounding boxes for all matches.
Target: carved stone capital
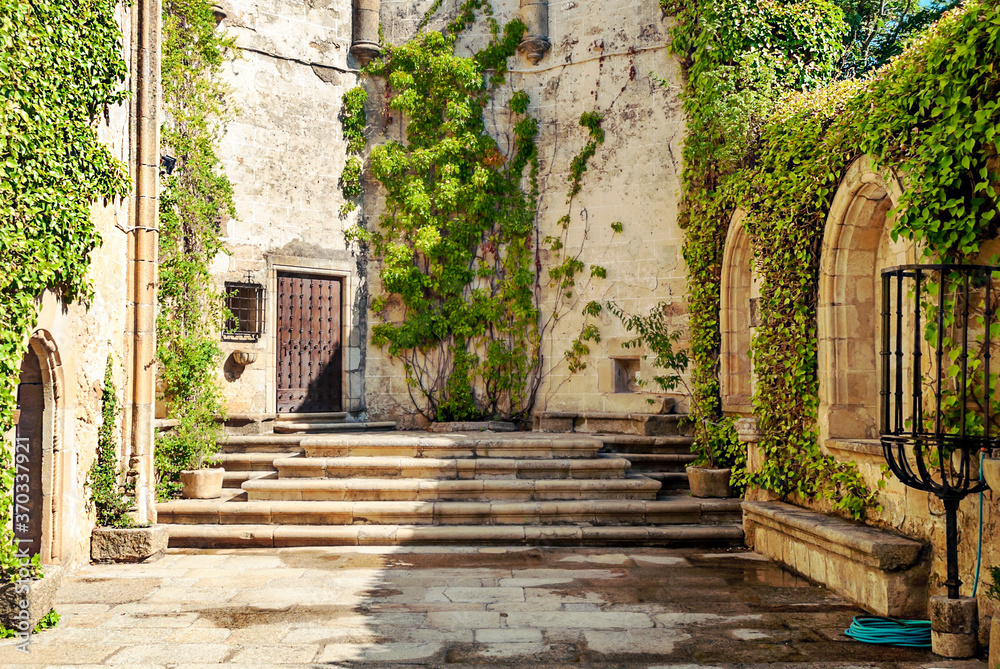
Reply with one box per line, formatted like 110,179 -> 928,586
350,41 -> 381,67
518,35 -> 550,65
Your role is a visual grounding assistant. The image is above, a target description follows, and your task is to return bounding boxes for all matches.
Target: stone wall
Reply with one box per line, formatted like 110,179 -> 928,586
363,0 -> 688,423
734,155 -> 1000,629
214,0 -> 367,417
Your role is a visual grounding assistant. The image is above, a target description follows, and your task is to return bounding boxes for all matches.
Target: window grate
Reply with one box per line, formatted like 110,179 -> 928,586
224,281 -> 265,341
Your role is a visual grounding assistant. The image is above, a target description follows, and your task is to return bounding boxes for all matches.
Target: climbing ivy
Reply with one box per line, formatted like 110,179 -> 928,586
156,0 -> 236,498
347,2 -> 544,421
0,0 -> 130,578
664,0 -> 848,500
339,86 -> 367,216
87,356 -> 135,528
667,0 -> 1000,518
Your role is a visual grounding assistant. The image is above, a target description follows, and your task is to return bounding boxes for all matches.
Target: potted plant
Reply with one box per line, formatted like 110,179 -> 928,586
608,301 -> 741,498
686,418 -> 739,498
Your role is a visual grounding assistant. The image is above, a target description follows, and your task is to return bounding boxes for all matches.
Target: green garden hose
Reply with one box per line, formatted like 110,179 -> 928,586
845,616 -> 932,648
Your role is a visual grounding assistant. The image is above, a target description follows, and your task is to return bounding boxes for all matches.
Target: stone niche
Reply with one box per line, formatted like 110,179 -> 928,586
720,210 -> 759,415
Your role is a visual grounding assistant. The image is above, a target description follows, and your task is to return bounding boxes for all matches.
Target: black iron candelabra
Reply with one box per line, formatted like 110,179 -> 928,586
880,264 -> 998,599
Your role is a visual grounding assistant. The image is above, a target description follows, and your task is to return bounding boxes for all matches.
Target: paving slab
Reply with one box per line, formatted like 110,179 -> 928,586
0,546 -> 987,667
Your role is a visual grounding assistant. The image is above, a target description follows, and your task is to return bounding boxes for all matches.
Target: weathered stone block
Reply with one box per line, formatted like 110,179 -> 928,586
743,500 -> 928,617
0,566 -> 63,632
91,525 -> 169,563
930,595 -> 979,634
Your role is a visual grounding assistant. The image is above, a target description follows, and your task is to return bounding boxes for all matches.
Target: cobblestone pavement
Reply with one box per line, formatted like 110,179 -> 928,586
0,546 -> 988,667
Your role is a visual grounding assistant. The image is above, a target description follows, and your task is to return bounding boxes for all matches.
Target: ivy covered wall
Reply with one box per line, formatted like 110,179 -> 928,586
669,0 -> 999,598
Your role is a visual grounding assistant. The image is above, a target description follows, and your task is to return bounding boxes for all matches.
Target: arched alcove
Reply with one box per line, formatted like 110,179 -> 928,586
14,331 -> 67,563
721,209 -> 759,413
817,156 -> 912,443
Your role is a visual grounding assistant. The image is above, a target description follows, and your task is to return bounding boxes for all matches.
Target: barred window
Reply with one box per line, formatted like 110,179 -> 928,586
224,281 -> 264,341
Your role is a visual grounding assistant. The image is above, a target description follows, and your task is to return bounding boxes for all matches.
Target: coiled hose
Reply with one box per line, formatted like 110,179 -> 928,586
845,616 -> 932,648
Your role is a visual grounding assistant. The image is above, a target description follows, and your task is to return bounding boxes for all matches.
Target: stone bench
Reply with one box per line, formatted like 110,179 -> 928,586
743,500 -> 928,617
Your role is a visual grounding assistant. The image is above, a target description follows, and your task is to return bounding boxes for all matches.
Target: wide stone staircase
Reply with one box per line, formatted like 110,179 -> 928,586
157,411 -> 743,548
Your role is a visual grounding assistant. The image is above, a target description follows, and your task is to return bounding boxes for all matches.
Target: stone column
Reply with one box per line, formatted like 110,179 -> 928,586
351,0 -> 381,66
518,0 -> 550,65
735,415 -> 778,503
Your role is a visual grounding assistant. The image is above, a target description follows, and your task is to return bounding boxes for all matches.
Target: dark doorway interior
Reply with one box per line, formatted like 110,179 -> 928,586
15,350 -> 43,556
276,273 -> 344,413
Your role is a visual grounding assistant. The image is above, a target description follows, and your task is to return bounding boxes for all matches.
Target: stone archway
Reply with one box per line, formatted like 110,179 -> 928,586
14,331 -> 67,564
721,209 -> 758,414
817,156 -> 913,443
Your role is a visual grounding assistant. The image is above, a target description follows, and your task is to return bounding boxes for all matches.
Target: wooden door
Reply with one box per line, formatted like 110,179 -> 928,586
276,273 -> 343,413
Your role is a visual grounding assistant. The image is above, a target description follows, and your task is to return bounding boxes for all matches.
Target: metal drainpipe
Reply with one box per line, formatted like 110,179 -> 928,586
127,0 -> 161,524
350,0 -> 381,66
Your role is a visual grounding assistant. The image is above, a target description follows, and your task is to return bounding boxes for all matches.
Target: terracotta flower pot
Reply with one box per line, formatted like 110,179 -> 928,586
686,466 -> 733,498
180,468 -> 225,499
983,457 -> 1000,494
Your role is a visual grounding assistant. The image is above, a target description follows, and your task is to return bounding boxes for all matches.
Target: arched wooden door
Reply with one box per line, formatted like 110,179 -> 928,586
276,273 -> 344,413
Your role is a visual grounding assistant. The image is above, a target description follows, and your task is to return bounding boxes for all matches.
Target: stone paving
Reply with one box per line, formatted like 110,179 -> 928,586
0,546 -> 988,667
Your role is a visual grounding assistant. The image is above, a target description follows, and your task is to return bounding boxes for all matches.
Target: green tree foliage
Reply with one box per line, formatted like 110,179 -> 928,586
833,0 -> 961,76
0,0 -> 130,578
87,356 -> 135,528
156,0 -> 236,497
347,3 -> 542,422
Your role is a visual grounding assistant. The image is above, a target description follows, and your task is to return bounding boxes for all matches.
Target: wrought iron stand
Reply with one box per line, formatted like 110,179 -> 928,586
880,264 -> 996,599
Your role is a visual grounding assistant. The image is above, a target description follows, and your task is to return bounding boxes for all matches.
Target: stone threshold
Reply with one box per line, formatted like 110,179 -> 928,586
743,500 -> 928,617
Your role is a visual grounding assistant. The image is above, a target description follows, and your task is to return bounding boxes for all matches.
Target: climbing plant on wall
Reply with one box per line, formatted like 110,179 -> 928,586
346,2 -> 543,422
0,0 -> 130,577
663,0 -> 847,492
346,0 -> 617,422
87,356 -> 135,528
156,0 -> 236,498
667,0 -> 1000,518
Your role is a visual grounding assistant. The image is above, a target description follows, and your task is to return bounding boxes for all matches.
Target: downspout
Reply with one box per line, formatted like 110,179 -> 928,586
127,0 -> 161,523
350,0 -> 381,66
518,0 -> 550,65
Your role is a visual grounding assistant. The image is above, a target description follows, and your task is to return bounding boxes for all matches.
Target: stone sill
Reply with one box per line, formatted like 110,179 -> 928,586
743,500 -> 922,571
826,438 -> 883,458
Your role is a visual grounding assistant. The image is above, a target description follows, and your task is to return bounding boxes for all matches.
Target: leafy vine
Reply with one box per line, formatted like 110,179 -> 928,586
156,0 -> 237,498
0,0 -> 130,578
666,0 -> 999,517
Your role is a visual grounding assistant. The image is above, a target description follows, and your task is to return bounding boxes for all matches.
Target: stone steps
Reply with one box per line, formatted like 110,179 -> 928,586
156,496 -> 741,526
223,470 -> 275,487
274,456 -> 630,480
241,476 -> 661,502
595,434 -> 694,455
300,432 -> 604,459
645,471 -> 691,491
159,427 -> 742,549
614,453 -> 697,472
165,523 -> 745,548
274,420 -> 397,434
534,411 -> 694,437
218,434 -> 305,453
